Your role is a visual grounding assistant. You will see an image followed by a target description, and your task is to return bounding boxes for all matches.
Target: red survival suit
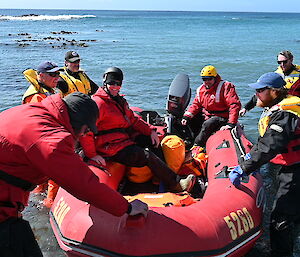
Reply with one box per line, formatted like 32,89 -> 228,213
184,75 -> 241,125
0,94 -> 129,223
80,87 -> 154,158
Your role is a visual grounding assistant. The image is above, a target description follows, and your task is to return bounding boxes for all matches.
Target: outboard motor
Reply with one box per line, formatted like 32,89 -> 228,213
165,73 -> 193,145
166,73 -> 191,117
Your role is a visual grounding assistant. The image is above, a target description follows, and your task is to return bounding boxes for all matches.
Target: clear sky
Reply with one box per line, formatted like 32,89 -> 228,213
1,0 -> 300,13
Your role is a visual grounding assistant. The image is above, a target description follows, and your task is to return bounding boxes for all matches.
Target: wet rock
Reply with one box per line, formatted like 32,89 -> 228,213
51,31 -> 78,35
17,33 -> 31,36
79,39 -> 97,42
20,14 -> 39,17
18,43 -> 30,47
78,42 -> 89,47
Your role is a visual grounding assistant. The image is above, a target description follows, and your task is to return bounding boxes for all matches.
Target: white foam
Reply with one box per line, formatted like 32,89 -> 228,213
0,14 -> 96,21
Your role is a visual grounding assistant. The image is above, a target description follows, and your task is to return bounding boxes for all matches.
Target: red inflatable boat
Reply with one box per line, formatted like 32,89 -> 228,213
49,126 -> 264,257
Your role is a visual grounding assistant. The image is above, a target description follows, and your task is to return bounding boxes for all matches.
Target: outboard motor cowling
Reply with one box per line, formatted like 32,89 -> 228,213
165,73 -> 193,146
166,73 -> 191,118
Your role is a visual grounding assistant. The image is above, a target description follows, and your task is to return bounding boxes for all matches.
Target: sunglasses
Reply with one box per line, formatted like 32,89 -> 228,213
256,87 -> 270,93
106,80 -> 122,86
47,72 -> 60,77
202,77 -> 214,81
277,60 -> 288,65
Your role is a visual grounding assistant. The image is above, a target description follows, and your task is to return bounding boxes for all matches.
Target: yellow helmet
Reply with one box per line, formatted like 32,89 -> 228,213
200,65 -> 218,78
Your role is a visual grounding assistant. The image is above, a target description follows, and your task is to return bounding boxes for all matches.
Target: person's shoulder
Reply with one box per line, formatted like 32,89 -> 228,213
196,84 -> 205,91
56,79 -> 69,93
24,93 -> 46,104
223,80 -> 235,86
294,64 -> 300,71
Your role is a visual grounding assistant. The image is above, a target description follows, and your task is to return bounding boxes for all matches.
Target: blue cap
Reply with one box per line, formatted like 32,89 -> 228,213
37,61 -> 60,73
249,72 -> 286,89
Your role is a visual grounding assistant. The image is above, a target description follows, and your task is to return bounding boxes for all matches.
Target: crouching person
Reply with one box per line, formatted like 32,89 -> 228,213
0,92 -> 148,257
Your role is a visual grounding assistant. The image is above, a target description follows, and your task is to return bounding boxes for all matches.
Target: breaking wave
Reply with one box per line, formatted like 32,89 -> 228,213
0,14 -> 96,21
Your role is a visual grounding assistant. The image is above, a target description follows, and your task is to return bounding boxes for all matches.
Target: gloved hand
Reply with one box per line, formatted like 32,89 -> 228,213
239,108 -> 247,117
128,199 -> 148,217
150,130 -> 160,148
91,155 -> 106,166
181,116 -> 190,126
244,152 -> 251,161
191,145 -> 204,157
229,165 -> 246,187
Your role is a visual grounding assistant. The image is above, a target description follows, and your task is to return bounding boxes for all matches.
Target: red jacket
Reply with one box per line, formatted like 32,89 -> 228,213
80,87 -> 153,158
0,94 -> 129,222
184,75 -> 241,124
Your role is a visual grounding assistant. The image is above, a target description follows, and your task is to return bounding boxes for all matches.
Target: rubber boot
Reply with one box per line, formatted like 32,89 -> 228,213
43,180 -> 59,208
172,174 -> 196,192
179,174 -> 196,192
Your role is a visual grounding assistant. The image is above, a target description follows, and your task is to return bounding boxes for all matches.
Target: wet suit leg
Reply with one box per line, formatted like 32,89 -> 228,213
110,144 -> 179,189
194,116 -> 227,146
270,169 -> 300,257
134,134 -> 165,161
0,218 -> 43,257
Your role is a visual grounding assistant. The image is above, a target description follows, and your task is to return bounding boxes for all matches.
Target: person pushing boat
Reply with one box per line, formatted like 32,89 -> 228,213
0,92 -> 148,257
229,72 -> 300,257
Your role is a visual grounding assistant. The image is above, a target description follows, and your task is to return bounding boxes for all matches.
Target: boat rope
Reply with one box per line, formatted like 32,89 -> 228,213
231,126 -> 246,160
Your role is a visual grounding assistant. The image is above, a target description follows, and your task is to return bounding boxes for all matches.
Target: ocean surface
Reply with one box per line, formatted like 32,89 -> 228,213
1,9 -> 300,256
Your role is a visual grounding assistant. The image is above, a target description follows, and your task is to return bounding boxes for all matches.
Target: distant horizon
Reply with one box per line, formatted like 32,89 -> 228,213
1,8 -> 300,14
1,0 -> 300,14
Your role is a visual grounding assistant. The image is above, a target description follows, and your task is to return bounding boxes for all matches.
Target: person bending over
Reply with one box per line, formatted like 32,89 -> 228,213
0,92 -> 148,257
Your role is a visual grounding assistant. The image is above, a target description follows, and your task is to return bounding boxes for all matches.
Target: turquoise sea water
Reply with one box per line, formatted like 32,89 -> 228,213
1,9 -> 300,256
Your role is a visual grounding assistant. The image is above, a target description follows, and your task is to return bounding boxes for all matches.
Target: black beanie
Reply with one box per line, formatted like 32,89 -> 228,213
63,92 -> 99,134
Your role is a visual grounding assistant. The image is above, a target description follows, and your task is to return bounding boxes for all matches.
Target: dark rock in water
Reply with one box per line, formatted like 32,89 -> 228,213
78,42 -> 89,47
20,14 -> 39,17
79,39 -> 97,42
17,33 -> 31,36
18,43 -> 30,47
51,31 -> 78,35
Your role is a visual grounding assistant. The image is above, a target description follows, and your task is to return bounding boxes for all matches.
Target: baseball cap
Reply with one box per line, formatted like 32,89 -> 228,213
65,51 -> 81,63
37,61 -> 60,73
249,72 -> 286,89
63,92 -> 99,134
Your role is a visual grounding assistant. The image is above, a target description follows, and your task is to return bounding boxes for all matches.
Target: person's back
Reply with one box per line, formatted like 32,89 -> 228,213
0,92 -> 149,257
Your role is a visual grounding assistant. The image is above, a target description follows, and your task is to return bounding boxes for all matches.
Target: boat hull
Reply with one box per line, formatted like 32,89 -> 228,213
50,129 -> 264,257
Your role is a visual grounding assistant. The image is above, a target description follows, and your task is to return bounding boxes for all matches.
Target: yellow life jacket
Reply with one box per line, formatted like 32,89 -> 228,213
59,68 -> 91,96
258,95 -> 300,137
22,69 -> 54,103
275,65 -> 300,89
